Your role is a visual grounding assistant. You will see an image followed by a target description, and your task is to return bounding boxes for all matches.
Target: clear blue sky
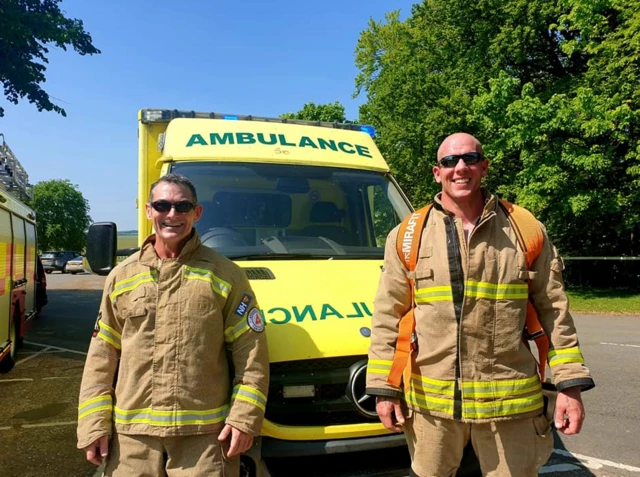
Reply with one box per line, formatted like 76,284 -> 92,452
0,0 -> 416,230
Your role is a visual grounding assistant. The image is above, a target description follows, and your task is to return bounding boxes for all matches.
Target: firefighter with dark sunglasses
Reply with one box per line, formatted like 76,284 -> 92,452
367,133 -> 594,477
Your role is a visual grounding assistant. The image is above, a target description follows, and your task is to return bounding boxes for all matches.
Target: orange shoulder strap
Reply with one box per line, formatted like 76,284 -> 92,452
388,205 -> 432,388
499,199 -> 549,381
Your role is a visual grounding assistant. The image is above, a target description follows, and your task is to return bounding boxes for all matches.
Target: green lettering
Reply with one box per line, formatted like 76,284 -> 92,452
338,142 -> 355,154
346,302 -> 365,318
209,133 -> 234,145
236,132 -> 256,144
186,134 -> 207,147
268,307 -> 291,324
355,145 -> 372,158
360,302 -> 373,317
318,138 -> 337,152
320,304 -> 344,320
293,305 -> 317,322
278,134 -> 296,147
257,133 -> 278,145
299,136 -> 318,149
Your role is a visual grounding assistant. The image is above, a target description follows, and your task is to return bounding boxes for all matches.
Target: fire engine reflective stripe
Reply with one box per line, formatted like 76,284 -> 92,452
548,347 -> 585,367
110,271 -> 158,301
462,391 -> 544,419
78,395 -> 113,420
367,359 -> 393,375
232,384 -> 267,412
183,266 -> 232,298
461,375 -> 541,398
405,387 -> 455,416
97,321 -> 122,350
113,405 -> 230,426
465,280 -> 529,300
410,374 -> 455,396
224,320 -> 250,343
414,286 -> 453,303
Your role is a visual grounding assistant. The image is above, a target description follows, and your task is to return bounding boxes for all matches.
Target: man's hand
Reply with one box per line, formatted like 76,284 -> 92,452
376,396 -> 405,433
218,424 -> 254,457
554,386 -> 585,435
83,435 -> 109,466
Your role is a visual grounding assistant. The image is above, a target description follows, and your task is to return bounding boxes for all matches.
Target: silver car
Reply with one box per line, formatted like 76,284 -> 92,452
64,255 -> 86,274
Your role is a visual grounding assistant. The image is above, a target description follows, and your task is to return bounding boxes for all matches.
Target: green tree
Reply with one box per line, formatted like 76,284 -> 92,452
0,0 -> 101,117
355,0 -> 640,256
280,101 -> 348,123
31,179 -> 91,252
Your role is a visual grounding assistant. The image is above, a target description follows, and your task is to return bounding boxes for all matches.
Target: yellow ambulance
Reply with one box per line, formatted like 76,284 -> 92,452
88,109 -> 416,475
0,137 -> 39,373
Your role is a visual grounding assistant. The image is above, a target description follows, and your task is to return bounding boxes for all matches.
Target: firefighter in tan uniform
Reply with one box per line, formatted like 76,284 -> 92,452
77,174 -> 269,476
367,133 -> 594,477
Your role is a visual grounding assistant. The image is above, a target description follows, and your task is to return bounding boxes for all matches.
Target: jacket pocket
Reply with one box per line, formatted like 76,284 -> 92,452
121,306 -> 147,320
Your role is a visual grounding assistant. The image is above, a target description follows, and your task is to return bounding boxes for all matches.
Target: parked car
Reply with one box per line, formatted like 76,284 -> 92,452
36,256 -> 48,314
64,255 -> 86,274
40,251 -> 81,273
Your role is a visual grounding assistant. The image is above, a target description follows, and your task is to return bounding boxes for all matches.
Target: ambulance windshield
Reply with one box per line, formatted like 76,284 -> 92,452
171,162 -> 411,259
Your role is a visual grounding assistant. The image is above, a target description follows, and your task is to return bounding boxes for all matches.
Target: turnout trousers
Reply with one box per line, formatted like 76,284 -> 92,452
103,431 -> 240,477
403,410 -> 554,477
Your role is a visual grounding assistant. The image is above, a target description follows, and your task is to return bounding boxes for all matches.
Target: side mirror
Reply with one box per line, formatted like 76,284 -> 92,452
86,222 -> 118,276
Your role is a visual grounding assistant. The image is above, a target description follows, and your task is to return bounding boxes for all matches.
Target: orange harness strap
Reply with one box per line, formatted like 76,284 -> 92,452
388,205 -> 432,388
499,199 -> 549,382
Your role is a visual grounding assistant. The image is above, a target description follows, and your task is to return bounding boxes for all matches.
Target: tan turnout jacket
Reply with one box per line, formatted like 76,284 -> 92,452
77,232 -> 269,449
367,192 -> 594,422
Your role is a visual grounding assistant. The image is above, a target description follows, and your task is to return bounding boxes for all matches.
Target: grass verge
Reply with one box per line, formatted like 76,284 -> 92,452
566,287 -> 640,315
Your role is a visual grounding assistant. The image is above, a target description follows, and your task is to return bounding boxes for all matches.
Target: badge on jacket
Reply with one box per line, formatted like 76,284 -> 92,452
92,311 -> 102,338
234,294 -> 253,316
247,307 -> 265,332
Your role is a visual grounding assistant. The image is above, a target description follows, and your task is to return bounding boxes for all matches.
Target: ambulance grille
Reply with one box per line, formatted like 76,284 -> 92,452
242,267 -> 275,280
265,356 -> 378,427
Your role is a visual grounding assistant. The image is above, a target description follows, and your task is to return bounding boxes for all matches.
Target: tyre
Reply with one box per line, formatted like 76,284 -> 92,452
45,270 -> 52,274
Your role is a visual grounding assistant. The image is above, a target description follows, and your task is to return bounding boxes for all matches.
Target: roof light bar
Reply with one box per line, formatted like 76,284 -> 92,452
140,109 -> 376,137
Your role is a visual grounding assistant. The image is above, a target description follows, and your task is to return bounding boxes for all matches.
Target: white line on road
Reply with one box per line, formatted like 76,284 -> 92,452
554,449 -> 640,472
0,378 -> 34,383
540,463 -> 582,473
0,421 -> 77,431
601,342 -> 640,348
23,341 -> 88,356
15,347 -> 52,366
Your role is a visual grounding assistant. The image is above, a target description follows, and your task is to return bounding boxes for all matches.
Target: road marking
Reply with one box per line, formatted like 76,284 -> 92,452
601,342 -> 640,349
0,421 -> 77,431
540,463 -> 582,473
23,341 -> 88,356
0,378 -> 34,383
554,449 -> 640,472
15,347 -> 52,366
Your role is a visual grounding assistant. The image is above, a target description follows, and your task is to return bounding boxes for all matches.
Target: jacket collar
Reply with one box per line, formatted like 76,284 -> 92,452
138,230 -> 203,268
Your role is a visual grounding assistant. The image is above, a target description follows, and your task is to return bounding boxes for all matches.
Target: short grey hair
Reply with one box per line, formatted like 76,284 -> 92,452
148,173 -> 198,203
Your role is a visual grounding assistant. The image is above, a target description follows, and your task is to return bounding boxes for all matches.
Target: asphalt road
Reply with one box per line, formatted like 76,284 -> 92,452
0,272 -> 638,477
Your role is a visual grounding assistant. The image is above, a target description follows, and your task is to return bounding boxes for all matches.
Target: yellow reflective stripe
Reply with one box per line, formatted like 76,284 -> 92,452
415,285 -> 453,303
367,359 -> 393,375
224,321 -> 250,343
232,384 -> 267,412
78,395 -> 113,420
461,375 -> 541,398
465,280 -> 529,300
548,347 -> 584,367
405,387 -> 454,416
184,266 -> 232,298
97,321 -> 122,350
462,391 -> 544,419
113,405 -> 230,426
110,271 -> 158,301
410,374 -> 455,396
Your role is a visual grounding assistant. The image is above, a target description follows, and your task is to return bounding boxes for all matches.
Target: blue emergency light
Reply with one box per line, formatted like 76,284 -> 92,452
360,125 -> 376,138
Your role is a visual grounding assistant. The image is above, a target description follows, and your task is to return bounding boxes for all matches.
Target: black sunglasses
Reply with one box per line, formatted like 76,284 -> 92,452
438,152 -> 485,168
150,200 -> 196,213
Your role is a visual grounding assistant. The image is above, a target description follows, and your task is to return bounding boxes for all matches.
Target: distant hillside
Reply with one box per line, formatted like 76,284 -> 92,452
118,230 -> 138,235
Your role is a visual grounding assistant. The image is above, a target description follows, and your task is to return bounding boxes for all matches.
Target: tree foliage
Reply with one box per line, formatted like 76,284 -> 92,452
280,101 -> 348,123
31,179 -> 91,252
355,0 -> 640,256
0,0 -> 101,117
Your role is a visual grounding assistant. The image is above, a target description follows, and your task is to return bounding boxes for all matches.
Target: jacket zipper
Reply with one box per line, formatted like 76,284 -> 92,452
444,216 -> 465,420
